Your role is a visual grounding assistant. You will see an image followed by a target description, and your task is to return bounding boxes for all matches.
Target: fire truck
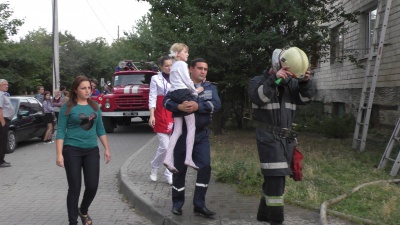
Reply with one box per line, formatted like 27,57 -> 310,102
98,60 -> 157,133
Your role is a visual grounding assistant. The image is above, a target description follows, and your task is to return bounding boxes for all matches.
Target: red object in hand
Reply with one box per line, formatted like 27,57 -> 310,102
290,147 -> 303,181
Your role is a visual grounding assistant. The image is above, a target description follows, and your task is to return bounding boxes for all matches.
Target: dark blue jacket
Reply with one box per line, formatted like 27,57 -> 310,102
163,81 -> 221,130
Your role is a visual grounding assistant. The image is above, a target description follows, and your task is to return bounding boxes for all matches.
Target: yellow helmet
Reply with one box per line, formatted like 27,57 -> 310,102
279,47 -> 309,80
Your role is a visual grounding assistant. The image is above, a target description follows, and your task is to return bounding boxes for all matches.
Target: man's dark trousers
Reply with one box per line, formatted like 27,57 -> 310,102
0,119 -> 10,163
171,128 -> 211,209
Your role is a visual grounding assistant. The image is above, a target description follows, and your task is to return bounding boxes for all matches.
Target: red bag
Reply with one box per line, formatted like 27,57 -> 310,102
153,96 -> 174,133
290,147 -> 303,181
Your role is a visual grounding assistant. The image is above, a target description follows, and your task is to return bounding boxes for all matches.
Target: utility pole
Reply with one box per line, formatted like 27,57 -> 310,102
52,0 -> 60,93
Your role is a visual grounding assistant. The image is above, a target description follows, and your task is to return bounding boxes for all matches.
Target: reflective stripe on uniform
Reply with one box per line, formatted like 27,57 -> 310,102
195,183 -> 208,188
260,162 -> 288,169
252,103 -> 280,110
206,101 -> 215,112
266,195 -> 284,206
258,85 -> 270,103
299,93 -> 311,102
172,186 -> 185,192
285,102 -> 296,110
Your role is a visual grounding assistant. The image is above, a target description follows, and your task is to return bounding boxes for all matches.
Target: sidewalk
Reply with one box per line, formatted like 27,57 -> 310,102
119,136 -> 355,225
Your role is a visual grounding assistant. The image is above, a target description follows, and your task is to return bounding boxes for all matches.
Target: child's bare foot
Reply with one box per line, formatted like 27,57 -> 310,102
163,162 -> 179,173
184,160 -> 199,170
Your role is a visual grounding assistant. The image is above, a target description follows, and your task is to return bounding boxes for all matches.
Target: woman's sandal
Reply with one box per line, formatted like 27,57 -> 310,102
78,209 -> 93,225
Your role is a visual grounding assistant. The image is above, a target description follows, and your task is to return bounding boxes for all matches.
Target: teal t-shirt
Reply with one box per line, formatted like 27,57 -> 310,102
56,103 -> 106,148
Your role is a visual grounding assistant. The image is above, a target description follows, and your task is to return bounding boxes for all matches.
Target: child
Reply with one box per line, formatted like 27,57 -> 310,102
163,43 -> 203,173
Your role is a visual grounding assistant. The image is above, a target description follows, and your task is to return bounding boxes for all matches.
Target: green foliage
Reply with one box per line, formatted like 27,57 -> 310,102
211,129 -> 400,224
137,0 -> 359,128
0,3 -> 24,42
295,102 -> 355,138
321,116 -> 355,138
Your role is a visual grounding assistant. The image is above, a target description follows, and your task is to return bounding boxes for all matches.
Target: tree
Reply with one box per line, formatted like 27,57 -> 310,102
1,29 -> 53,94
0,2 -> 24,42
136,0 -> 357,129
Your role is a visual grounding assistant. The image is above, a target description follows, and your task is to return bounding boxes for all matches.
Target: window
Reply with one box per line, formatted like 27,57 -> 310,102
365,8 -> 377,55
28,98 -> 43,115
330,24 -> 344,64
18,99 -> 30,115
114,74 -> 153,86
332,102 -> 345,118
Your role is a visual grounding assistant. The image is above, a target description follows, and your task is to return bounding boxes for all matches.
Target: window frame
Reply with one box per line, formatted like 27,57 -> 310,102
365,8 -> 378,55
330,23 -> 344,65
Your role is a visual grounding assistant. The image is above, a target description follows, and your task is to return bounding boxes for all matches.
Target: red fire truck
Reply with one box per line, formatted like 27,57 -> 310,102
99,60 -> 157,133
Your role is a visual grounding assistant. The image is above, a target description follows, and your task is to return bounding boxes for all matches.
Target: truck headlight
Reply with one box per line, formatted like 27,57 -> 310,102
104,98 -> 111,109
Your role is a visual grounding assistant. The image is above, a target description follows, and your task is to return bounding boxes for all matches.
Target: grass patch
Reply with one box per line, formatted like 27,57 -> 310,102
210,129 -> 400,224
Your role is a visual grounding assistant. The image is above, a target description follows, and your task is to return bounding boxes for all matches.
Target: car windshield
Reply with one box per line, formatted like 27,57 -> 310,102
113,74 -> 152,86
10,98 -> 17,110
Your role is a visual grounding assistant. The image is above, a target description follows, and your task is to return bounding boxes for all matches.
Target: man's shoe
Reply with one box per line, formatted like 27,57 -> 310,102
150,168 -> 158,181
171,207 -> 182,215
2,161 -> 10,165
0,162 -> 11,167
193,206 -> 216,217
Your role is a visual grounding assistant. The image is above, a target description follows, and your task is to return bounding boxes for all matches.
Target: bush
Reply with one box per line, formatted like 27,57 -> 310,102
295,102 -> 355,138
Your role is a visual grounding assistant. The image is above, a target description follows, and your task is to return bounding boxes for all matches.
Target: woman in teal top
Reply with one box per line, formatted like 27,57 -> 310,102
56,75 -> 111,225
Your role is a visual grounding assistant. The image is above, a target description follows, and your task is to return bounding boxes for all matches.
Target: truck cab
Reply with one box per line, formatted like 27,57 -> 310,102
100,60 -> 157,133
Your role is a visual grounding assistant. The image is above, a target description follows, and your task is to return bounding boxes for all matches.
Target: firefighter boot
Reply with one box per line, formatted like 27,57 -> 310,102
256,197 -> 270,222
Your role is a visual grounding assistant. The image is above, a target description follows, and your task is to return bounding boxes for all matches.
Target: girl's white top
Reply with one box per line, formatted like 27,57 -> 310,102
169,61 -> 197,95
148,72 -> 171,109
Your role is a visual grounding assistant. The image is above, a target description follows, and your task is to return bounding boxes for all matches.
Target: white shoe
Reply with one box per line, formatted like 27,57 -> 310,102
150,168 -> 158,181
166,175 -> 173,185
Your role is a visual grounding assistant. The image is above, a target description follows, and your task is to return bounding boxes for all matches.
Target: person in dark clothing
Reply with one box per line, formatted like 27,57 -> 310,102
248,47 -> 315,225
163,58 -> 221,217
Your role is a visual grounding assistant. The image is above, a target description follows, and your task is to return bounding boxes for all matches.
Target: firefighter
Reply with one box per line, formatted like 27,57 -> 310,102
248,47 -> 315,225
163,58 -> 221,217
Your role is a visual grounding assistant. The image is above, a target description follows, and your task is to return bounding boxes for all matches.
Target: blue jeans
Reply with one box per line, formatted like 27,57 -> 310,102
63,145 -> 100,225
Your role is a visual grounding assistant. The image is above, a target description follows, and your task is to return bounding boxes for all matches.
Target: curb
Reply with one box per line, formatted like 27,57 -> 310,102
118,136 -> 180,225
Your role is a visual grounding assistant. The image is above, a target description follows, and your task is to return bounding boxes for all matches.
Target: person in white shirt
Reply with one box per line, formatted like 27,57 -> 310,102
148,56 -> 174,184
163,43 -> 203,173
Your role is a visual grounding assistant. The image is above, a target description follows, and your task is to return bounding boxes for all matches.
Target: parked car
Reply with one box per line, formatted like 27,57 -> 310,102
7,96 -> 47,153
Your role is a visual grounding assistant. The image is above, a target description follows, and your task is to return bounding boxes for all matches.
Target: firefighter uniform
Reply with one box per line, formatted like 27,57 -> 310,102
248,70 -> 314,224
164,81 -> 221,209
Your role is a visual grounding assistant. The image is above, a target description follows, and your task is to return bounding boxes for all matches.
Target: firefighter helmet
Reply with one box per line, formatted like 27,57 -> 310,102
271,47 -> 309,80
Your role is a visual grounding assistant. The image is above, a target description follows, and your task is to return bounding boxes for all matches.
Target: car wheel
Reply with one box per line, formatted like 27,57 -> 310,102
102,117 -> 115,133
6,130 -> 16,153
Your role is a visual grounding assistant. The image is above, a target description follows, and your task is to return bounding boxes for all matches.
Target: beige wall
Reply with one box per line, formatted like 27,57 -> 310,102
313,0 -> 400,125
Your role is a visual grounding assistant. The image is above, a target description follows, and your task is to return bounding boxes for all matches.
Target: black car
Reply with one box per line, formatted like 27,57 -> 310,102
7,96 -> 47,153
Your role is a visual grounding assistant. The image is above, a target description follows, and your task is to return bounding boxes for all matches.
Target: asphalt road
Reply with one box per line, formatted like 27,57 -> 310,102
0,123 -> 155,225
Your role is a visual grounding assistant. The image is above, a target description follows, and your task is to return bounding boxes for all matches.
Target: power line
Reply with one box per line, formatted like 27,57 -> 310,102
95,0 -> 119,26
85,0 -> 115,41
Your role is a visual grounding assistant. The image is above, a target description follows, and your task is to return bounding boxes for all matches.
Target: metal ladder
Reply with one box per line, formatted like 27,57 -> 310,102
352,0 -> 393,151
378,118 -> 400,176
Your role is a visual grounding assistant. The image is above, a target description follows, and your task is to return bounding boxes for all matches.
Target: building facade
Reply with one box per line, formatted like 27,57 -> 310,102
313,0 -> 400,127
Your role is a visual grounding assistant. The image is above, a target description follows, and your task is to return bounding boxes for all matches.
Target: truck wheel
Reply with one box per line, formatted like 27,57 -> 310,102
103,117 -> 115,133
